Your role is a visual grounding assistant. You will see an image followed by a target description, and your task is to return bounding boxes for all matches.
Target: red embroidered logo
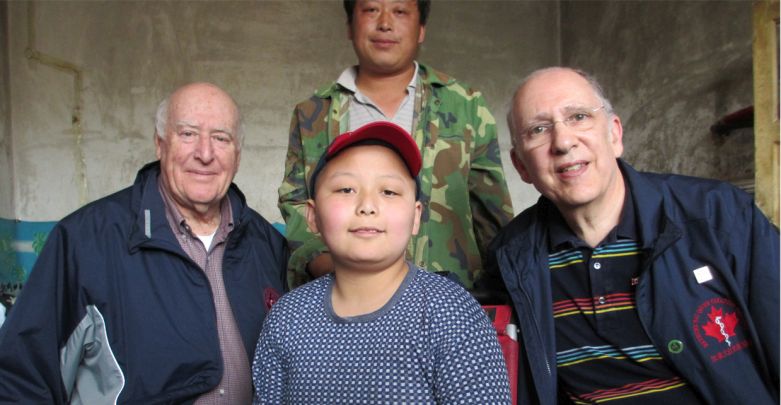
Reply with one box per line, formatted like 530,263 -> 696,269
692,297 -> 749,363
701,306 -> 738,346
264,288 -> 281,311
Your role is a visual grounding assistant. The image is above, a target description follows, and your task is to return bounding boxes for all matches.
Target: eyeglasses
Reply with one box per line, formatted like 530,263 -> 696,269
519,105 -> 606,148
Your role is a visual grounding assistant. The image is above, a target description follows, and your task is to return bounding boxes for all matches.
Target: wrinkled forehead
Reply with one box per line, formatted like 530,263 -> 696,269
514,71 -> 600,121
169,85 -> 239,127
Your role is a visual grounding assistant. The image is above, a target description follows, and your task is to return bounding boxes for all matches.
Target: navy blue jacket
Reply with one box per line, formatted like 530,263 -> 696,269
0,162 -> 288,404
485,160 -> 779,404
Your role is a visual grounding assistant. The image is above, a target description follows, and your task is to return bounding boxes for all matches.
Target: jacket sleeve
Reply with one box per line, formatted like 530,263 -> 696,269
473,231 -> 512,304
277,103 -> 328,288
0,224 -> 71,403
739,202 -> 779,384
467,92 -> 514,276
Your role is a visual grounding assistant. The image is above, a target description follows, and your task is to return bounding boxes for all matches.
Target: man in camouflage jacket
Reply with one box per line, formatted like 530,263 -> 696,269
278,0 -> 513,289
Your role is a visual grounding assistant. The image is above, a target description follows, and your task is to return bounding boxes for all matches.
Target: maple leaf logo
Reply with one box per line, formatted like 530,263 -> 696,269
701,306 -> 739,345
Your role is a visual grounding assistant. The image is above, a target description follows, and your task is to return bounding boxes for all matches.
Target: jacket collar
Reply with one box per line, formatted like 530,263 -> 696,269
499,159 -> 683,267
313,62 -> 454,99
127,161 -> 249,253
617,159 -> 682,254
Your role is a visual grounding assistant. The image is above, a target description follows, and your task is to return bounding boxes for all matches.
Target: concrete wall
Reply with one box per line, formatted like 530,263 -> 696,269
4,1 -> 755,223
560,1 -> 754,184
0,1 -> 13,218
5,0 -> 552,223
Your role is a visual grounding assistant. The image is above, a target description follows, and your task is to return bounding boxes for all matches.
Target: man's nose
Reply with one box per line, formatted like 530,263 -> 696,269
550,121 -> 578,155
194,134 -> 215,163
377,9 -> 392,31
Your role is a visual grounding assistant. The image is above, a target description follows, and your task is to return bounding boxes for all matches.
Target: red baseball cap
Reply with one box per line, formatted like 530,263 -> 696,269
309,121 -> 422,197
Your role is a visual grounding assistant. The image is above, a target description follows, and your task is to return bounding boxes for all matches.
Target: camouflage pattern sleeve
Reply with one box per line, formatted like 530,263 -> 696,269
277,102 -> 327,288
467,92 -> 514,279
408,64 -> 514,289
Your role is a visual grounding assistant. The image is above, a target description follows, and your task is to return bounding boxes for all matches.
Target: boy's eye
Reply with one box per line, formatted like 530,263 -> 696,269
337,187 -> 355,194
382,189 -> 399,196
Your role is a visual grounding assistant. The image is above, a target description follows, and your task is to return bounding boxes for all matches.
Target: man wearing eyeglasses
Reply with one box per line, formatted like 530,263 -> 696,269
483,67 -> 779,404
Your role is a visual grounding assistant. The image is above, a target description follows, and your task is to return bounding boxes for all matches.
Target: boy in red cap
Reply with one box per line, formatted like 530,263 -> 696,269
251,121 -> 510,404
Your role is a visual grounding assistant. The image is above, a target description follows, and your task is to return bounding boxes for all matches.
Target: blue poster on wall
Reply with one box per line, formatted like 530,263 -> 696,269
0,218 -> 56,327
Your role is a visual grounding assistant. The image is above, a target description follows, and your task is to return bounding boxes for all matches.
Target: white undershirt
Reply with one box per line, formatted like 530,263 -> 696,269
196,230 -> 217,251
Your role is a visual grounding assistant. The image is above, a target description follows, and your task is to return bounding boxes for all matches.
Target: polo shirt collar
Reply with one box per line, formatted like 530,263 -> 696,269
336,61 -> 419,95
547,177 -> 638,251
158,180 -> 234,239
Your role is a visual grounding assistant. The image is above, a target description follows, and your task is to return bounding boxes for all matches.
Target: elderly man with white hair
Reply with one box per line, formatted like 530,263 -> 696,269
0,83 -> 288,404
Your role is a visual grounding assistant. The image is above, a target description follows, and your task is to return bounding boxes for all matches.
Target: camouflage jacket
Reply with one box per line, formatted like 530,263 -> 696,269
278,63 -> 513,289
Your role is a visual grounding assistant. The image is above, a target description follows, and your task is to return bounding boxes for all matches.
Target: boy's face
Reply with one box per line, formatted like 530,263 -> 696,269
307,145 -> 421,271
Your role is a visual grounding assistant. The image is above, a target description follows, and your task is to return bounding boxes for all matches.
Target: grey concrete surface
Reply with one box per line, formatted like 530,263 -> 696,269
0,2 -> 12,217
562,1 -> 754,183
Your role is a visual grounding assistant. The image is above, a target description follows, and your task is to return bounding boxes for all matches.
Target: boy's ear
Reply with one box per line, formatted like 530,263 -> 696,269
305,199 -> 319,234
411,201 -> 422,236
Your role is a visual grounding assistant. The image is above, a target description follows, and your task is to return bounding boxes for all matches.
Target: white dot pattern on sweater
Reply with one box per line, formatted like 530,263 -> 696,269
252,267 -> 511,404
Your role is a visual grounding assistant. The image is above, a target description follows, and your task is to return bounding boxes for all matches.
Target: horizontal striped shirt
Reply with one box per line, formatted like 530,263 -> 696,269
546,190 -> 702,404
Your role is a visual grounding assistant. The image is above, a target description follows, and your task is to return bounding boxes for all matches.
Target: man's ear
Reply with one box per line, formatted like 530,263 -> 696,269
510,149 -> 533,184
417,25 -> 426,44
305,199 -> 319,234
609,114 -> 624,158
233,147 -> 241,175
154,134 -> 163,160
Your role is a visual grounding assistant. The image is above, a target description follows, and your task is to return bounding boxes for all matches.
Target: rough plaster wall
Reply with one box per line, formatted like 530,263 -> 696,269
561,1 -> 753,183
0,1 -> 12,218
8,0 -> 550,222
8,1 -> 351,222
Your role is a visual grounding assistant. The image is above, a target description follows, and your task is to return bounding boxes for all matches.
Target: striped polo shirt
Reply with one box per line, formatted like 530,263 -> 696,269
546,189 -> 703,404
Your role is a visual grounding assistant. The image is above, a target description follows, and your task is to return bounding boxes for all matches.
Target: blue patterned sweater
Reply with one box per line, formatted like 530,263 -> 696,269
252,265 -> 511,404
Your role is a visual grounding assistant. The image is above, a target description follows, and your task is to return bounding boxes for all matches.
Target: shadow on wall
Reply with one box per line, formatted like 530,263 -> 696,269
0,218 -> 287,327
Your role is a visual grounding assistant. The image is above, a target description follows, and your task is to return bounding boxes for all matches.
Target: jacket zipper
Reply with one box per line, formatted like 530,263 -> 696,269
519,282 -> 552,377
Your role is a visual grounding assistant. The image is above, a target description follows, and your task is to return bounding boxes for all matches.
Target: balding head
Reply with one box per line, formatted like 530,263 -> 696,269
508,67 -> 614,148
155,82 -> 243,150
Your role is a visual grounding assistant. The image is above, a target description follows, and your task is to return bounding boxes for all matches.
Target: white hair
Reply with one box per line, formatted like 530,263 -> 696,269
153,89 -> 244,149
